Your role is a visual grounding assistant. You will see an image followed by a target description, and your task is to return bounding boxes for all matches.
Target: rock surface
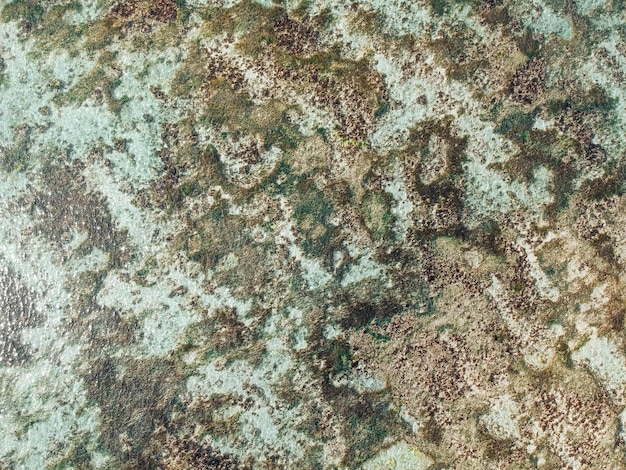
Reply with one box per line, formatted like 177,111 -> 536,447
0,0 -> 626,468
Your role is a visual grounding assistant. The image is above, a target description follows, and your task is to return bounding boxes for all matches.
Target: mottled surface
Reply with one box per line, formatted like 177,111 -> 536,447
1,0 -> 626,468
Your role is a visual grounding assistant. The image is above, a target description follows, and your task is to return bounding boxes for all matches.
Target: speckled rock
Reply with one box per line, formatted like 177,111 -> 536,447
1,0 -> 626,468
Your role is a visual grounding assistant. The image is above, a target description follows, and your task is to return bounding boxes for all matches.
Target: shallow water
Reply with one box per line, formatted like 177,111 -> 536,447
1,0 -> 625,468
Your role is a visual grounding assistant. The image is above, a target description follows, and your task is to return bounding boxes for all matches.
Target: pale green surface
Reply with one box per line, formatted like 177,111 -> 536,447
362,442 -> 433,470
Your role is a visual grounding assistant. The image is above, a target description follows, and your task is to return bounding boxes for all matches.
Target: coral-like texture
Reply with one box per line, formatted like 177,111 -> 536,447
0,0 -> 626,468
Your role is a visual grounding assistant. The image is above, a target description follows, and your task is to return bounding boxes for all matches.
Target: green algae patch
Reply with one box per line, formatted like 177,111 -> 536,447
260,161 -> 302,196
292,180 -> 337,258
362,191 -> 395,241
170,42 -> 304,151
0,124 -> 31,172
1,0 -> 44,26
431,29 -> 489,81
570,83 -> 617,116
29,4 -> 86,55
199,2 -> 283,44
431,0 -> 475,16
326,338 -> 353,377
2,1 -> 87,57
400,118 -> 467,237
82,356 -> 187,467
197,82 -> 256,129
169,41 -> 205,97
340,399 -> 403,466
495,110 -> 537,142
340,301 -> 400,331
52,51 -> 127,114
182,212 -> 251,270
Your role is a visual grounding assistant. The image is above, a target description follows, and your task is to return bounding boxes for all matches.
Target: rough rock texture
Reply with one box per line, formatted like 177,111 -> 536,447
0,0 -> 626,468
